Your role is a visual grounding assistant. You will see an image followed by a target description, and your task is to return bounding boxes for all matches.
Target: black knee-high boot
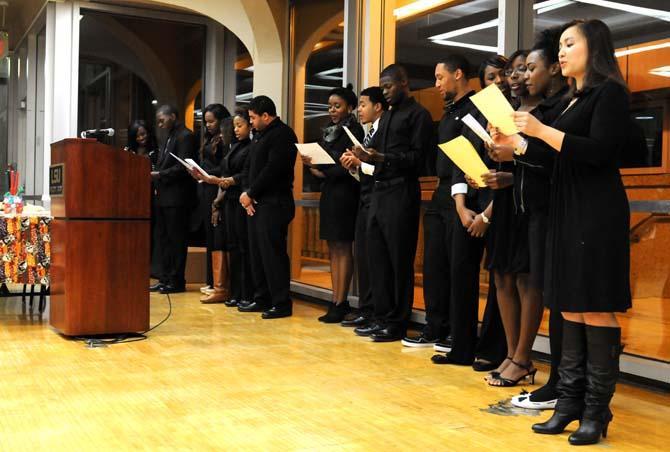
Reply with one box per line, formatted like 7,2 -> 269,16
568,325 -> 621,446
532,320 -> 586,434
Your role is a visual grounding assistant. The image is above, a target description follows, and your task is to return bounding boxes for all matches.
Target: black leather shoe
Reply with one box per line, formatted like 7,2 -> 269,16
354,322 -> 385,337
238,301 -> 266,312
431,353 -> 471,365
224,299 -> 239,307
341,314 -> 371,328
159,285 -> 185,294
149,283 -> 164,292
236,299 -> 253,309
262,306 -> 292,319
472,358 -> 499,372
370,328 -> 403,342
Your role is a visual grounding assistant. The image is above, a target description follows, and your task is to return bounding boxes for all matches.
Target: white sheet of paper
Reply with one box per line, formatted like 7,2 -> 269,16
343,126 -> 370,154
169,152 -> 202,183
185,158 -> 210,178
469,84 -> 518,136
461,113 -> 493,145
296,143 -> 336,165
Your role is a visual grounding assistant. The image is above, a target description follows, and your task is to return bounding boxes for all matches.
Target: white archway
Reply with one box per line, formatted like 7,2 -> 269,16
145,0 -> 286,114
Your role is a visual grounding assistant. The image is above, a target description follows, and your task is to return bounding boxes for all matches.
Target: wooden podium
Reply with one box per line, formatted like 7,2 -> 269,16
49,138 -> 151,336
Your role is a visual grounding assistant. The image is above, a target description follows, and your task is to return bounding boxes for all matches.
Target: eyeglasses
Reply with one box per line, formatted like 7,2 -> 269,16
504,65 -> 528,77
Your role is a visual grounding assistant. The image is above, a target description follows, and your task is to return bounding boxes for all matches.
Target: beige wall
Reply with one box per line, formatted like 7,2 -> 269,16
146,0 -> 288,114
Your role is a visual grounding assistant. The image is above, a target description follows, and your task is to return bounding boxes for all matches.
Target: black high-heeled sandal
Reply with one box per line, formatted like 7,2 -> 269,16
487,360 -> 537,387
484,356 -> 513,381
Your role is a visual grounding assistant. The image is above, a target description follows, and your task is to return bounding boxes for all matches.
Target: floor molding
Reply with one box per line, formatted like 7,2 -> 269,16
290,281 -> 670,387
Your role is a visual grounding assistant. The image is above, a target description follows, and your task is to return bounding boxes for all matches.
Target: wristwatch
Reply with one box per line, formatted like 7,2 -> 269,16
481,212 -> 490,224
514,137 -> 528,156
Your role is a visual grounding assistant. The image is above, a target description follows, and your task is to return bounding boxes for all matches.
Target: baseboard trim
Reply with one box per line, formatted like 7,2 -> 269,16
290,282 -> 670,388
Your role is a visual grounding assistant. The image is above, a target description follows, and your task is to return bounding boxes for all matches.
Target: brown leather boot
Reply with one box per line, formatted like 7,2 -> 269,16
200,251 -> 231,303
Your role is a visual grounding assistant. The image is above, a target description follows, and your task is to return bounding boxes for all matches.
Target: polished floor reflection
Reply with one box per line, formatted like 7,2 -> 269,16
297,269 -> 670,362
0,285 -> 666,449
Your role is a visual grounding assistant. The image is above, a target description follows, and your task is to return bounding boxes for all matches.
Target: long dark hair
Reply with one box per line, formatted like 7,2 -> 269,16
478,54 -> 508,89
560,19 -> 626,96
200,103 -> 231,161
127,120 -> 157,154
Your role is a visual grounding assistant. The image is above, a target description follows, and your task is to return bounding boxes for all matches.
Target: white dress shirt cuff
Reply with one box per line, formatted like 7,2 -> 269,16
451,183 -> 468,197
361,162 -> 375,176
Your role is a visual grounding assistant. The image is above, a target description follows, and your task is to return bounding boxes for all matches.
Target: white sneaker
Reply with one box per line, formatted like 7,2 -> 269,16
511,393 -> 557,410
200,285 -> 213,294
433,338 -> 453,353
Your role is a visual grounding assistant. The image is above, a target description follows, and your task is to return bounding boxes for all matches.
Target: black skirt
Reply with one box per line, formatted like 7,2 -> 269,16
319,176 -> 359,242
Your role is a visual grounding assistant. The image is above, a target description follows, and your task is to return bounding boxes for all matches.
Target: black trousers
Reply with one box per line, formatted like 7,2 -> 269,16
366,181 -> 420,332
156,205 -> 189,288
247,197 -> 295,309
422,203 -> 456,338
448,212 -> 486,363
355,201 -> 373,314
474,275 -> 507,364
224,199 -> 254,302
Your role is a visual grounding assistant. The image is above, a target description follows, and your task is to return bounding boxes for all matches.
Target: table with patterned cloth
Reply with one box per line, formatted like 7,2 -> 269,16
0,215 -> 51,285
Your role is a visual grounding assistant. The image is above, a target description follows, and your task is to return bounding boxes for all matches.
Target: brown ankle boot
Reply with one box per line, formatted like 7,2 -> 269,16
200,251 -> 231,303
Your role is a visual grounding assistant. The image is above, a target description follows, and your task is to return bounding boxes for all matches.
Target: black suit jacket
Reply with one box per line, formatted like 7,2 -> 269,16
245,118 -> 297,202
156,122 -> 197,207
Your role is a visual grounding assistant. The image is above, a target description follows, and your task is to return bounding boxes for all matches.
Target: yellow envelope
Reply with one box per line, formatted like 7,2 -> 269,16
470,84 -> 518,136
439,136 -> 489,188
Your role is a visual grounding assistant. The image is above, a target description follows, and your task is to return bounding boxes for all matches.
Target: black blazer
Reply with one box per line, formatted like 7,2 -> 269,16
155,122 -> 197,207
222,138 -> 252,200
245,118 -> 298,202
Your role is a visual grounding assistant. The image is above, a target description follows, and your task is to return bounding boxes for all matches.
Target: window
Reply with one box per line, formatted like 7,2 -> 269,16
533,0 -> 670,173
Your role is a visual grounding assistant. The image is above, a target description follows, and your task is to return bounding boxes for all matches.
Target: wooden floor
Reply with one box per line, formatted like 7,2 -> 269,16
297,266 -> 670,362
0,288 -> 668,451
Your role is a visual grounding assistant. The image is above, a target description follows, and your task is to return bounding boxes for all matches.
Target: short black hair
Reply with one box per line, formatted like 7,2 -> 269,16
360,86 -> 388,111
157,104 -> 179,119
248,95 -> 277,117
437,54 -> 471,77
532,27 -> 562,65
380,63 -> 409,83
328,84 -> 357,109
478,54 -> 508,87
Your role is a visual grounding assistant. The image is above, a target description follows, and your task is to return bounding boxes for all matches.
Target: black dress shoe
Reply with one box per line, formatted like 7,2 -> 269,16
238,301 -> 266,312
354,322 -> 385,337
341,315 -> 371,328
224,299 -> 239,307
236,299 -> 253,309
149,283 -> 164,292
472,358 -> 499,372
431,353 -> 471,365
262,306 -> 292,319
370,328 -> 403,342
159,285 -> 185,294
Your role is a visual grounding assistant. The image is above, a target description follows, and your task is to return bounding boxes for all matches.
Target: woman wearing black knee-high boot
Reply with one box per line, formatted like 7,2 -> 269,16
496,19 -> 631,446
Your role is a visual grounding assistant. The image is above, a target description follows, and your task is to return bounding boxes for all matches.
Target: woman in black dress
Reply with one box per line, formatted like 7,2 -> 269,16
499,19 -> 631,446
505,28 -> 569,410
126,120 -> 160,277
198,106 -> 254,307
189,103 -> 231,303
482,50 -> 543,388
301,86 -> 364,323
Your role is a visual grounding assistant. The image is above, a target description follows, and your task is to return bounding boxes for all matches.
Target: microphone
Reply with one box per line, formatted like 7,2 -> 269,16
81,128 -> 115,138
